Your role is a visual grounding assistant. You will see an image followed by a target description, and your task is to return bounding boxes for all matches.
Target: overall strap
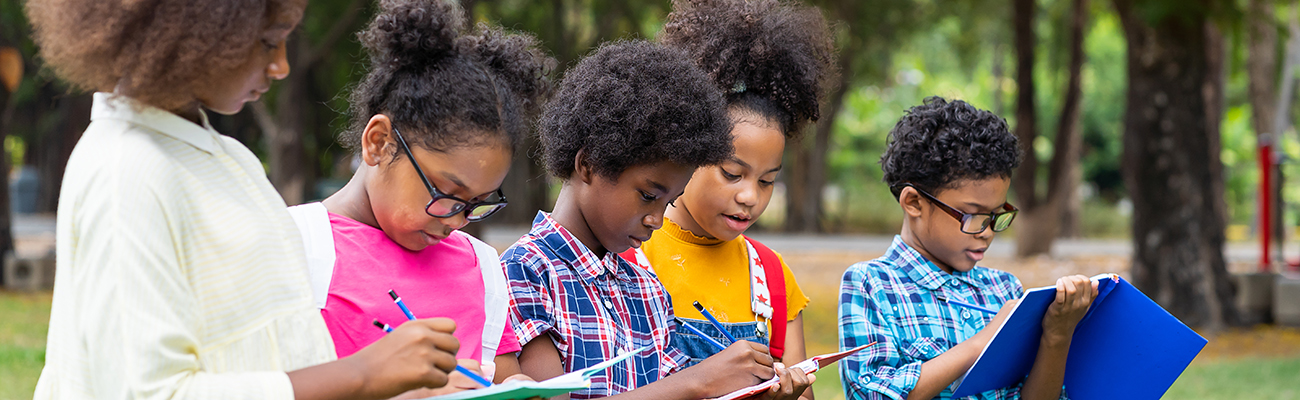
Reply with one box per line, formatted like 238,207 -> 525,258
745,236 -> 786,359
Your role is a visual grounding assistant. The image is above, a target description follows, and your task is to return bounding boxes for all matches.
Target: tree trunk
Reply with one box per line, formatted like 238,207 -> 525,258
786,52 -> 851,233
34,93 -> 90,212
1114,0 -> 1238,329
0,68 -> 12,286
266,35 -> 310,205
1246,0 -> 1282,264
1011,0 -> 1039,213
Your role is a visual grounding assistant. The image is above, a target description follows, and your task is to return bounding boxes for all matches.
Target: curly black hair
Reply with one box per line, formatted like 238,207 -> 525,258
539,40 -> 733,180
659,0 -> 836,137
345,0 -> 555,153
26,0 -> 305,111
880,96 -> 1022,197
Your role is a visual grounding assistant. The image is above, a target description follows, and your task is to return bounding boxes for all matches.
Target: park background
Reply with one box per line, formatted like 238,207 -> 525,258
2,0 -> 1300,398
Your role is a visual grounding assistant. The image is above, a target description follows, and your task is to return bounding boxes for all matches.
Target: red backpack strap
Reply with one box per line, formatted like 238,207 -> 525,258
617,248 -> 654,272
745,236 -> 786,359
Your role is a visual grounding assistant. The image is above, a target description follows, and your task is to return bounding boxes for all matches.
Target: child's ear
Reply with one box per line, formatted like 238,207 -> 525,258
899,186 -> 925,218
360,115 -> 394,167
573,148 -> 595,185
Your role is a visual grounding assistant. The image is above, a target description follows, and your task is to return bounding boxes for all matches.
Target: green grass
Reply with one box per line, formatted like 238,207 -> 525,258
1163,357 -> 1300,399
0,291 -> 50,400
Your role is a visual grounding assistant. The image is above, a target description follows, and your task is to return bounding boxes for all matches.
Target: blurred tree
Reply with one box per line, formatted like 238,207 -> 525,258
1114,0 -> 1240,329
794,0 -> 940,232
255,0 -> 371,205
470,0 -> 671,226
1012,0 -> 1088,256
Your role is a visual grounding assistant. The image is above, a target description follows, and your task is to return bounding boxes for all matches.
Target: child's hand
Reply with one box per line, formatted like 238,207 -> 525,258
387,360 -> 488,399
1041,275 -> 1098,343
344,317 -> 461,399
757,362 -> 815,400
690,341 -> 778,398
971,299 -> 1019,347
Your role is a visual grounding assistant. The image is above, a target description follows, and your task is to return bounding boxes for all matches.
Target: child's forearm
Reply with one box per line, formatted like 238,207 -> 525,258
906,339 -> 984,400
1020,334 -> 1071,400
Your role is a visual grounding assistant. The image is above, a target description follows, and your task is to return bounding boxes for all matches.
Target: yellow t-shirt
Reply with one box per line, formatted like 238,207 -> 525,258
641,217 -> 809,325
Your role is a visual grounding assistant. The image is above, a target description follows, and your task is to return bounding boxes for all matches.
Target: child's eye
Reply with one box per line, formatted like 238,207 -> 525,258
759,179 -> 775,187
721,169 -> 740,180
639,190 -> 657,202
261,39 -> 280,51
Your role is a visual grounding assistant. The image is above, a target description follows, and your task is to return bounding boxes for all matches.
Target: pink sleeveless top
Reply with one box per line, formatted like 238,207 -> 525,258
315,212 -> 519,360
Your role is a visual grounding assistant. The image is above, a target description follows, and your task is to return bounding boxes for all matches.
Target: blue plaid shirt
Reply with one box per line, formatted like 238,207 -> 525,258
503,212 -> 688,399
839,236 -> 1039,400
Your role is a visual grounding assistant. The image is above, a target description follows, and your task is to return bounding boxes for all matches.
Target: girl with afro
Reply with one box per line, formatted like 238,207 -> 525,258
626,0 -> 836,398
502,39 -> 788,399
286,0 -> 552,396
28,1 -> 464,399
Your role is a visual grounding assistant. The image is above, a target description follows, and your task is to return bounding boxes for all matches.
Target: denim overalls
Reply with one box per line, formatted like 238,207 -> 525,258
672,317 -> 770,368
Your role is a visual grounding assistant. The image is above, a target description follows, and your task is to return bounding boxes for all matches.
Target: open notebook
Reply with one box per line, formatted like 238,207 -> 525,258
708,343 -> 877,400
950,274 -> 1206,399
422,345 -> 652,400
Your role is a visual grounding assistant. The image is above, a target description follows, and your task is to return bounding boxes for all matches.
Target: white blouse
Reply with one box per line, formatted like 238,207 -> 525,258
35,93 -> 336,399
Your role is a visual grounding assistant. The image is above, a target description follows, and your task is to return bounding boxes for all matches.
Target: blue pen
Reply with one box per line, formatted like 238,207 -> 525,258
693,301 -> 738,344
388,289 -> 418,321
383,290 -> 493,388
936,295 -> 999,315
676,318 -> 727,351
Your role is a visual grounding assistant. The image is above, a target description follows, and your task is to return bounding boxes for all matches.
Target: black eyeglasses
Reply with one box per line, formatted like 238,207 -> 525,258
891,183 -> 1017,234
391,126 -> 508,221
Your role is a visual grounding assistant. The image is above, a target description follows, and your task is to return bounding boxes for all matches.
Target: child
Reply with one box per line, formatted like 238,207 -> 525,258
503,39 -> 806,400
30,0 -> 464,398
838,97 -> 1097,400
285,0 -> 553,393
632,0 -> 835,398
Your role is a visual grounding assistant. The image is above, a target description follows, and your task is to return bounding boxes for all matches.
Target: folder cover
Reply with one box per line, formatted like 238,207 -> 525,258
950,275 -> 1206,399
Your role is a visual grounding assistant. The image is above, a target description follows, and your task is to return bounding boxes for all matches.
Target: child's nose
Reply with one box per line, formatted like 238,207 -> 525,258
735,182 -> 758,206
442,212 -> 470,231
643,213 -> 662,230
267,42 -> 290,81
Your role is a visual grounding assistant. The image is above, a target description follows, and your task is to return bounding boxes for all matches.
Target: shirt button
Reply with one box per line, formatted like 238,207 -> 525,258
961,309 -> 971,319
604,299 -> 615,309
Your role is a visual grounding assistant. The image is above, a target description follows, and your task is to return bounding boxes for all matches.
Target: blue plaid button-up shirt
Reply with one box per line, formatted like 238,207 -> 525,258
503,212 -> 688,399
839,236 -> 1046,400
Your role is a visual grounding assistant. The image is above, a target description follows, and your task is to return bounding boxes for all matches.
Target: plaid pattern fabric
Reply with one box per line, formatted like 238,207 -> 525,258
503,212 -> 688,399
839,236 -> 1064,400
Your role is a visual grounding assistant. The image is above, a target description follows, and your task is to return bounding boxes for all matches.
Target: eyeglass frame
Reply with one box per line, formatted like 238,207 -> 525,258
390,125 -> 508,221
890,183 -> 1018,234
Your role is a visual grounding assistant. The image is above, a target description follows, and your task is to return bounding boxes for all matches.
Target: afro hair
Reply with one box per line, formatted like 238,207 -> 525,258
26,0 -> 306,111
539,39 -> 733,180
880,96 -> 1022,197
345,0 -> 555,153
659,0 -> 836,137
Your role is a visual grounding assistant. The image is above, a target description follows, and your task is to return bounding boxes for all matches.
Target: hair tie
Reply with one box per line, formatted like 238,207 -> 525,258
731,81 -> 747,93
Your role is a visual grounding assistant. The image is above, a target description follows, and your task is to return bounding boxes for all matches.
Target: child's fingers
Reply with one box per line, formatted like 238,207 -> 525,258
1055,279 -> 1067,305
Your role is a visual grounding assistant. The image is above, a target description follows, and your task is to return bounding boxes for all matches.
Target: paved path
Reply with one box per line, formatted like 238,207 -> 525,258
12,214 -> 1300,265
481,225 -> 1300,265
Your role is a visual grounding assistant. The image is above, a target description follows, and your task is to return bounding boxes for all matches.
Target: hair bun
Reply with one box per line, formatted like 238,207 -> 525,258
660,0 -> 836,126
359,0 -> 464,70
457,24 -> 556,117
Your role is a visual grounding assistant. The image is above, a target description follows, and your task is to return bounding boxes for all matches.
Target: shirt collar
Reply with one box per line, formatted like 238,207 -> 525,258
530,211 -> 632,284
886,235 -> 958,291
90,92 -> 221,154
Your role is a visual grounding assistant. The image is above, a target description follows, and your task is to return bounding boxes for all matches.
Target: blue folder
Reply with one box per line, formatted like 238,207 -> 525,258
950,275 -> 1206,399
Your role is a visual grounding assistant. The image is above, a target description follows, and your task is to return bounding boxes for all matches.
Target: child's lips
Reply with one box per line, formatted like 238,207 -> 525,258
422,231 -> 445,246
966,248 -> 986,261
723,213 -> 753,231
